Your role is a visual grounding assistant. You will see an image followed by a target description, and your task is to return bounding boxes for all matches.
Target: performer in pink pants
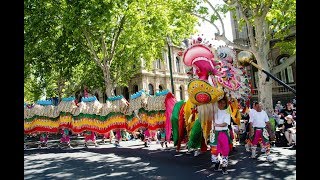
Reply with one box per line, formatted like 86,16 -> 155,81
39,133 -> 48,148
210,97 -> 232,175
84,131 -> 98,147
102,131 -> 114,144
249,102 -> 275,162
144,128 -> 151,147
114,129 -> 122,147
60,128 -> 71,148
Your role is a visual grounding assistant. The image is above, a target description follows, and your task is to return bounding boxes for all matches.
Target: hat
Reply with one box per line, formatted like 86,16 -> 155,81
285,115 -> 293,120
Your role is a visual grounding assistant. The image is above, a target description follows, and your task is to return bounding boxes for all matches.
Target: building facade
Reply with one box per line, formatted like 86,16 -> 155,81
126,45 -> 189,101
92,45 -> 190,103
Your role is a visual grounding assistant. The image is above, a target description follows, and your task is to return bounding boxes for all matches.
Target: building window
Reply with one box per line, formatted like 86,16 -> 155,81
278,56 -> 294,84
132,85 -> 139,94
123,87 -> 129,100
113,89 -> 117,96
156,59 -> 161,69
179,86 -> 184,100
176,57 -> 180,73
148,84 -> 154,95
159,85 -> 163,91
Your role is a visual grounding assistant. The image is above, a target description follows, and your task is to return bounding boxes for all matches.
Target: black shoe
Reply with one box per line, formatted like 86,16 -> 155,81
222,167 -> 228,175
213,162 -> 220,171
221,167 -> 228,174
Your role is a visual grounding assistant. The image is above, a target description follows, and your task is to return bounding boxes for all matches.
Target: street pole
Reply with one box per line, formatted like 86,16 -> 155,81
167,36 -> 175,94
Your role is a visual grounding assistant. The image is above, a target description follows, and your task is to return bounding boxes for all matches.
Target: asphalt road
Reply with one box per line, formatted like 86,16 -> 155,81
24,140 -> 296,180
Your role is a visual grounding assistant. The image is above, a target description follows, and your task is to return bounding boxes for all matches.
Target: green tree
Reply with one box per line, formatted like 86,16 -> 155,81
63,0 -> 198,97
25,0 -> 198,100
192,0 -> 296,112
24,0 -> 96,101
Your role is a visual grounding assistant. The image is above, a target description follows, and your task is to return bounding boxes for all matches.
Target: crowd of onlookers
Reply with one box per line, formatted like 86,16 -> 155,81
271,98 -> 296,147
237,97 -> 296,149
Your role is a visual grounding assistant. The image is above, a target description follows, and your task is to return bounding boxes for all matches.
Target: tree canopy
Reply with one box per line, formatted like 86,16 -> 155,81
24,0 -> 199,101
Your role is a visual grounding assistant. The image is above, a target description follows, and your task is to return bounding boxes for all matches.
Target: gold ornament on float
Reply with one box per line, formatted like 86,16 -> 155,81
237,51 -> 254,67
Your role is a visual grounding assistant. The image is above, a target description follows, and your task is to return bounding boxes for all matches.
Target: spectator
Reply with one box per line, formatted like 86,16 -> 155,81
292,96 -> 296,108
271,109 -> 282,126
274,101 -> 284,112
279,102 -> 294,121
282,115 -> 296,146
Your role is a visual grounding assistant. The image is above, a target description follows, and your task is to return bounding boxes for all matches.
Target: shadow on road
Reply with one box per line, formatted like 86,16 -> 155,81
24,143 -> 296,180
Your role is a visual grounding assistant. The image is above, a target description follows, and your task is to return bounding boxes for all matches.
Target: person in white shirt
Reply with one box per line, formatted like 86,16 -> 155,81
209,96 -> 232,175
249,102 -> 275,162
244,102 -> 258,152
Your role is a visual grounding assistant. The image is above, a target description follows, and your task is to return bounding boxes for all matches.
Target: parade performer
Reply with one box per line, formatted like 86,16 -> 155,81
210,96 -> 233,175
39,132 -> 48,148
245,102 -> 258,152
24,135 -> 27,150
249,102 -> 274,162
84,131 -> 98,147
60,128 -> 72,148
102,130 -> 114,144
159,128 -> 168,148
143,128 -> 151,147
114,129 -> 122,147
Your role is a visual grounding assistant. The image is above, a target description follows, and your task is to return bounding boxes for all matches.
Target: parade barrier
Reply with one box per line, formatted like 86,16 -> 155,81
24,90 -> 168,134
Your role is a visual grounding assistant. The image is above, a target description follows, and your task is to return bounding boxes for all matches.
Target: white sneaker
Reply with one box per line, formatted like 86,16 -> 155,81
194,150 -> 201,157
250,153 -> 257,158
245,144 -> 250,152
266,156 -> 273,162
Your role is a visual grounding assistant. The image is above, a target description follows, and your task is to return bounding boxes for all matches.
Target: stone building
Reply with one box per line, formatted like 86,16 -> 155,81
92,45 -> 190,103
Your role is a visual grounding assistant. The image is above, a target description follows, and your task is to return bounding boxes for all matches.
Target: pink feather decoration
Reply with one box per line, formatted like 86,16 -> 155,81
164,92 -> 177,142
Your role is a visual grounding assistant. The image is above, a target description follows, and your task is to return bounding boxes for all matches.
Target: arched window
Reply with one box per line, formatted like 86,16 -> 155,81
113,89 -> 117,96
133,85 -> 139,94
277,55 -> 294,84
176,57 -> 180,73
159,85 -> 163,91
148,84 -> 154,95
179,86 -> 183,100
123,87 -> 129,100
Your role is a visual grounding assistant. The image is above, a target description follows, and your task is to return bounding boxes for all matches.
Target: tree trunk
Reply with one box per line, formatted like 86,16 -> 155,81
252,16 -> 274,114
57,83 -> 63,103
255,50 -> 273,114
102,68 -> 115,98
